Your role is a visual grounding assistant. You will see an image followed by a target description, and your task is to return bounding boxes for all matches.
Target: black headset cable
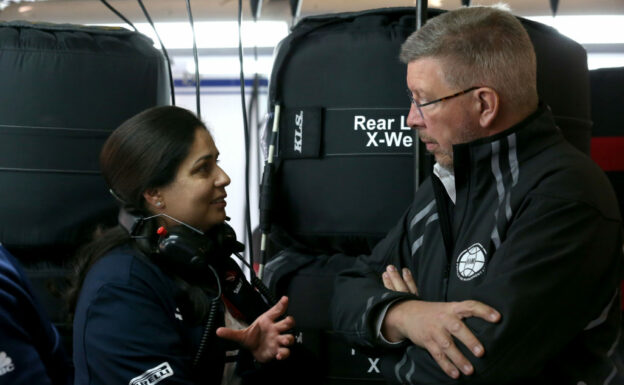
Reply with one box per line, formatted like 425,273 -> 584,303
185,0 -> 201,118
136,0 -> 176,105
192,264 -> 222,368
247,8 -> 263,271
99,0 -> 138,32
237,0 -> 254,270
258,104 -> 280,280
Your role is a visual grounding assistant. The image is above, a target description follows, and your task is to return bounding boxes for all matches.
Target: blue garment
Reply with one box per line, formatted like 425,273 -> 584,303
0,244 -> 73,385
73,244 -> 226,385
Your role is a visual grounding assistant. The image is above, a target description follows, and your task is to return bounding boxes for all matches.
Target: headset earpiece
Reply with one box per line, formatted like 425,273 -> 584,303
118,208 -> 256,306
153,222 -> 245,285
156,225 -> 212,269
118,208 -> 159,255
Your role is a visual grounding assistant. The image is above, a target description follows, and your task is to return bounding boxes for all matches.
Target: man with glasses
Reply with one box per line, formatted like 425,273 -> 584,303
332,5 -> 623,384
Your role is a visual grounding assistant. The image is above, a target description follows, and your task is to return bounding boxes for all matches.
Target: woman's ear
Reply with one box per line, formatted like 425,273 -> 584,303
477,87 -> 499,129
143,188 -> 165,210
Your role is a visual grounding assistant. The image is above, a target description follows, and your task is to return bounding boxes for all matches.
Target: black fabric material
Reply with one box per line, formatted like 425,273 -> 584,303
332,107 -> 623,384
263,8 -> 593,383
0,21 -> 169,250
72,245 -> 227,385
279,107 -> 323,159
590,67 -> 624,137
0,21 -> 169,364
267,9 -> 419,256
431,176 -> 454,271
0,245 -> 73,385
590,67 -> 624,220
266,7 -> 591,257
526,17 -> 591,154
324,108 -> 413,156
264,250 -> 356,330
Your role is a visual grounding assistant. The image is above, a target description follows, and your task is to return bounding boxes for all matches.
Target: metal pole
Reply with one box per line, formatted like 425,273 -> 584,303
549,0 -> 559,17
416,0 -> 428,30
414,0 -> 427,192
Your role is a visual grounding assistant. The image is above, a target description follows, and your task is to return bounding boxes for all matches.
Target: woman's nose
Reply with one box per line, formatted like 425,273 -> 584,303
215,166 -> 231,187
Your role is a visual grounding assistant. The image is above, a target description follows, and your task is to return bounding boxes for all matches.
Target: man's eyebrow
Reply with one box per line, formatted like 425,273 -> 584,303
408,87 -> 423,98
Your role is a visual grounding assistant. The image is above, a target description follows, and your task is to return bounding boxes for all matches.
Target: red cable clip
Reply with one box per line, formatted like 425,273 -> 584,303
156,226 -> 168,237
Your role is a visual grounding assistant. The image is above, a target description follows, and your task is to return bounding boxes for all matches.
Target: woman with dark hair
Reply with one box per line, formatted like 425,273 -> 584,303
67,106 -> 294,385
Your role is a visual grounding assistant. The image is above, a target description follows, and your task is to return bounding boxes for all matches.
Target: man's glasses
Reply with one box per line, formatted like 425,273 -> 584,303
406,86 -> 480,120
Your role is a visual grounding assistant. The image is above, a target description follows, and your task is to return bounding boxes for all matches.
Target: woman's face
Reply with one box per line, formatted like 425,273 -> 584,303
149,127 -> 231,232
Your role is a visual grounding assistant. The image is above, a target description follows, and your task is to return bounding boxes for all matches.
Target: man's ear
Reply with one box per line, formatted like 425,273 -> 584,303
476,87 -> 499,129
143,188 -> 164,210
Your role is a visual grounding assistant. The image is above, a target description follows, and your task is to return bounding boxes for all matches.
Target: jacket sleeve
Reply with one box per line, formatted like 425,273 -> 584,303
331,205 -> 419,351
391,194 -> 624,384
79,282 -> 199,385
0,250 -> 73,385
0,286 -> 56,385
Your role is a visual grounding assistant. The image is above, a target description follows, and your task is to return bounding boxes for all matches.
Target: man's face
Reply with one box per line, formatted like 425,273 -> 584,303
406,57 -> 484,170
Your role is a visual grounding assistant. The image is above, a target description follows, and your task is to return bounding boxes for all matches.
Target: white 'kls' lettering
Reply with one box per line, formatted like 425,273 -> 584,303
294,111 -> 303,153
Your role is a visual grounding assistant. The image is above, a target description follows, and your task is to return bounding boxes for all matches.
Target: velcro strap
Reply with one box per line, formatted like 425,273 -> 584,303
279,107 -> 323,159
278,107 -> 412,159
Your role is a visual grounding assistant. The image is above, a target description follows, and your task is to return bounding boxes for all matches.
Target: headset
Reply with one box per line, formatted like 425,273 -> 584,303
117,208 -> 278,369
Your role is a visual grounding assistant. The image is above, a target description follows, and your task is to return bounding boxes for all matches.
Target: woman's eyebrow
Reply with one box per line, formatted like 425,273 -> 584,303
191,151 -> 220,167
192,153 -> 214,167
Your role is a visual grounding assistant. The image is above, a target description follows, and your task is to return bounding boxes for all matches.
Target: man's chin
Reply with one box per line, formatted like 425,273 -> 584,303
434,155 -> 453,171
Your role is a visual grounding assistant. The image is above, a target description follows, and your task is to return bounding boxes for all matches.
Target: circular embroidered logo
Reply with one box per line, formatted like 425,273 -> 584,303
456,243 -> 487,281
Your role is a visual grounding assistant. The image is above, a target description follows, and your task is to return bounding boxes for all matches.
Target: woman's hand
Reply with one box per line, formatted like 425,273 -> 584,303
216,296 -> 295,363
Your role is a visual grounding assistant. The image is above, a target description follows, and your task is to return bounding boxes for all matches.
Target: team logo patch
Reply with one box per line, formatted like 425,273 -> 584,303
129,362 -> 173,385
0,351 -> 15,376
456,243 -> 487,281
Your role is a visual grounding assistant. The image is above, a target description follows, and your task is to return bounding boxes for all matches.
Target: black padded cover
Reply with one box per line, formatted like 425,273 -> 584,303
266,8 -> 591,257
590,67 -> 624,220
0,21 -> 169,252
0,21 -> 169,355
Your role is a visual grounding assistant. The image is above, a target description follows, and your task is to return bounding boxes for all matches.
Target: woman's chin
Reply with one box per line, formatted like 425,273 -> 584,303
204,213 -> 227,230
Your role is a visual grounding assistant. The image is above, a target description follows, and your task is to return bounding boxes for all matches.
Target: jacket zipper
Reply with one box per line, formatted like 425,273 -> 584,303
432,177 -> 454,301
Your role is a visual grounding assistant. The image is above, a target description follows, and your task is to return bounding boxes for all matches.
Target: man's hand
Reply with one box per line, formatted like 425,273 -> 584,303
381,265 -> 501,379
382,264 -> 418,295
216,296 -> 295,363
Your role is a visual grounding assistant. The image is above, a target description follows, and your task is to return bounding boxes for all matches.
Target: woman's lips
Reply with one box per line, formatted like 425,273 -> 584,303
211,196 -> 227,207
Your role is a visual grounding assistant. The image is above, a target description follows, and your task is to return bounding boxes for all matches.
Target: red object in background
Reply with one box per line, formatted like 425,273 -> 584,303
590,137 -> 624,309
591,137 -> 624,172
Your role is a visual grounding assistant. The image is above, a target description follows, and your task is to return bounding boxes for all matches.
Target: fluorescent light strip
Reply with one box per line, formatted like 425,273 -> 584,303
91,21 -> 289,49
181,56 -> 275,76
587,54 -> 624,70
526,15 -> 624,44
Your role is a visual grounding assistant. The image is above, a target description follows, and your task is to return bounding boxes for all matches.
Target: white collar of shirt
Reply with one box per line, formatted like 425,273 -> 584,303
433,163 -> 456,204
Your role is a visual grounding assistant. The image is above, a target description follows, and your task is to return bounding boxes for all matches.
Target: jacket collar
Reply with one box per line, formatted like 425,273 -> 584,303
451,103 -> 561,178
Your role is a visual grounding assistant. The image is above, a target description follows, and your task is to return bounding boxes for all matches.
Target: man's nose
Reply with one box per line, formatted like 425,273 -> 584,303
406,103 -> 424,129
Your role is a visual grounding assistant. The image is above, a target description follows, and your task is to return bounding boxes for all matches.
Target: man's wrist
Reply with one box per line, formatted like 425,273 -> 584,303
381,300 -> 413,342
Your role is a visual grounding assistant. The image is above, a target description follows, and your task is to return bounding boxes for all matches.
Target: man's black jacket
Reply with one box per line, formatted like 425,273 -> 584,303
332,106 -> 624,384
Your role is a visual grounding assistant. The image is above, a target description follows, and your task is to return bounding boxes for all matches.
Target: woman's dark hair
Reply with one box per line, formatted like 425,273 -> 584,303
66,106 -> 207,317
